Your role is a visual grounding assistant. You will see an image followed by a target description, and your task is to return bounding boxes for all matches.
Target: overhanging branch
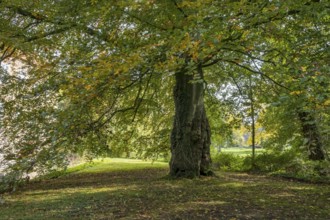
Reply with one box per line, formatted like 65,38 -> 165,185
224,59 -> 291,91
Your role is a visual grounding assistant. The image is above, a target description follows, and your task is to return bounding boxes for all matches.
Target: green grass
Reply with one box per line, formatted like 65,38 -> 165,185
38,158 -> 167,179
221,147 -> 264,156
1,158 -> 329,220
70,158 -> 167,173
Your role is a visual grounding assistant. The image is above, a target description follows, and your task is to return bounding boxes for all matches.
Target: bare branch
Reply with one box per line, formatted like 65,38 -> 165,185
224,59 -> 291,91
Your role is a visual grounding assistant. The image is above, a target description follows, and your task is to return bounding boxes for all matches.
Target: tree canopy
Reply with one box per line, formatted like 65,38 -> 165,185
0,0 -> 329,185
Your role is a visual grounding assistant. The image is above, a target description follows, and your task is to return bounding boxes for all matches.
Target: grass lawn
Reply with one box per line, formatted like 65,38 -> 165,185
221,147 -> 264,156
1,158 -> 329,220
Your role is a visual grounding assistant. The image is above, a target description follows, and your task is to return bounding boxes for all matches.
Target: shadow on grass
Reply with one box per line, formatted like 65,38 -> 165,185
22,167 -> 168,191
1,168 -> 330,220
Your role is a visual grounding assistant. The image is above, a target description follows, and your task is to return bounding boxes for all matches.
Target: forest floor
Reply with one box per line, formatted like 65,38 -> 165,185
1,158 -> 329,220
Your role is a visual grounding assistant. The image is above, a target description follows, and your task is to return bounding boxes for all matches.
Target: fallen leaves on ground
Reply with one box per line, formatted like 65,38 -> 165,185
1,161 -> 329,220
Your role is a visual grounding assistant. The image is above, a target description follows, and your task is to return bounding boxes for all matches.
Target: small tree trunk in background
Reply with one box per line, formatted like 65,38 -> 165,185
249,77 -> 256,168
170,66 -> 212,178
298,111 -> 326,160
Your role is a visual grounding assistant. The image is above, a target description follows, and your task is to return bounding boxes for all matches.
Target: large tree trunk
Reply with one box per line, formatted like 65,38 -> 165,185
169,66 -> 212,178
298,111 -> 326,160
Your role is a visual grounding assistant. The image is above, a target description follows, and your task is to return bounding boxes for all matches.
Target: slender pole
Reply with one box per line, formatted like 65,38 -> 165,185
249,76 -> 256,168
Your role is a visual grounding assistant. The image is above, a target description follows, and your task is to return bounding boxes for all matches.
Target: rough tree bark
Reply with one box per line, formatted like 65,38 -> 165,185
169,65 -> 212,178
298,110 -> 326,161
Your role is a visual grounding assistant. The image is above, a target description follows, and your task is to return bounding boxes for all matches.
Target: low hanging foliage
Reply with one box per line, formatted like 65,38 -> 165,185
0,0 -> 329,189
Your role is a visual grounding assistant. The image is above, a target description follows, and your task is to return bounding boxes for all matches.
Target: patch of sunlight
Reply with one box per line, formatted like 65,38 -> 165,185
230,173 -> 251,177
94,158 -> 167,165
288,186 -> 316,191
270,192 -> 295,198
74,158 -> 167,173
219,182 -> 245,187
160,182 -> 186,189
82,185 -> 137,194
8,185 -> 136,203
191,200 -> 227,206
4,191 -> 65,203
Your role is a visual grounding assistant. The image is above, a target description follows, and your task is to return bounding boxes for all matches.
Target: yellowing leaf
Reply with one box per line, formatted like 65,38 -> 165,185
290,91 -> 303,95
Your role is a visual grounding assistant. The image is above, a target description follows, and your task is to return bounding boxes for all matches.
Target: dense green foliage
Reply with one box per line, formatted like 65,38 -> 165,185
0,0 -> 329,188
212,149 -> 330,182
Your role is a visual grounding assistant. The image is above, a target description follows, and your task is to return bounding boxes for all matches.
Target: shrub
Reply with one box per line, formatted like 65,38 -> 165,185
244,150 -> 296,172
212,150 -> 330,183
281,158 -> 330,181
0,170 -> 27,194
212,153 -> 244,171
